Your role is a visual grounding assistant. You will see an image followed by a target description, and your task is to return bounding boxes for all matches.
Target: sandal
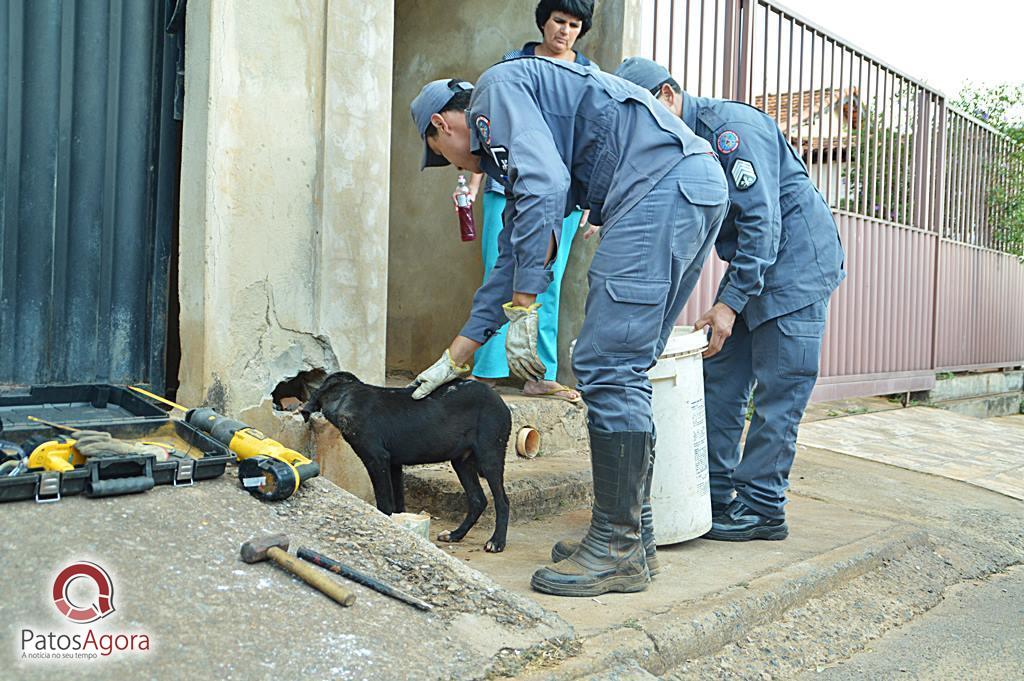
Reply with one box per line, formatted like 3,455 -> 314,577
526,382 -> 583,405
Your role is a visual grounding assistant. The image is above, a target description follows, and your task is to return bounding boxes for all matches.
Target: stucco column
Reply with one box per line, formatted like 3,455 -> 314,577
177,0 -> 392,487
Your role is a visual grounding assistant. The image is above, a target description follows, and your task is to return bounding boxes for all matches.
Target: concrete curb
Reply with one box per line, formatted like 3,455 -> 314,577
516,527 -> 931,680
929,391 -> 1023,419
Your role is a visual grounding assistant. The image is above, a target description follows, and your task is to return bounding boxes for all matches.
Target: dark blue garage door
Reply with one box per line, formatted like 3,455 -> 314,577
0,0 -> 180,389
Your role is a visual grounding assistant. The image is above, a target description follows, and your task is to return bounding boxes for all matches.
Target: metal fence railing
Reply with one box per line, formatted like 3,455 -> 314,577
943,108 -> 1024,252
643,0 -> 741,100
641,0 -> 1022,251
640,0 -> 1024,397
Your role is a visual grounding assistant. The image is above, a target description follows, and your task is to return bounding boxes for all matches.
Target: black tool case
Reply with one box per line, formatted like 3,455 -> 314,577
0,384 -> 232,503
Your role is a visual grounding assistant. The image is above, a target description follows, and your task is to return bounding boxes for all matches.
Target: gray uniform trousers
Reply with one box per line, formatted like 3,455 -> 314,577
703,298 -> 829,518
573,153 -> 728,433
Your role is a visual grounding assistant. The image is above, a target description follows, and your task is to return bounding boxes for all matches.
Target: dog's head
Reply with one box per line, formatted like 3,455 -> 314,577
299,371 -> 361,422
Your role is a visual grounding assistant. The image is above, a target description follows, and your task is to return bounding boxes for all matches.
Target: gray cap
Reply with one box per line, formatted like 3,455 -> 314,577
614,57 -> 672,93
410,78 -> 475,169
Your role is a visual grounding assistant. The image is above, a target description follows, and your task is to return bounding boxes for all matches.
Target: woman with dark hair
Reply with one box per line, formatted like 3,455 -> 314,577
522,0 -> 595,59
466,0 -> 596,404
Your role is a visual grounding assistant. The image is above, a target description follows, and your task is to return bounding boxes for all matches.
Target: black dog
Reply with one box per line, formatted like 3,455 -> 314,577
300,372 -> 512,552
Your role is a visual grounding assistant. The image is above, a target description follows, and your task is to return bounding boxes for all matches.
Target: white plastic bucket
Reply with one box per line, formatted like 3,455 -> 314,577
649,327 -> 711,545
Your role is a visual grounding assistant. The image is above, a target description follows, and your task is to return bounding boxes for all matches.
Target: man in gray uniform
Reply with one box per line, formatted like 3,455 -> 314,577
409,57 -> 728,596
614,57 -> 845,541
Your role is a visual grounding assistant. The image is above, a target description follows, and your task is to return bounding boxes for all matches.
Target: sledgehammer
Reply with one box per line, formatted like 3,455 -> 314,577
240,534 -> 355,607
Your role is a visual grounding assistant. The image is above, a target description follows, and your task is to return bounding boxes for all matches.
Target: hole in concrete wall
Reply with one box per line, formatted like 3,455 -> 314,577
272,369 -> 328,411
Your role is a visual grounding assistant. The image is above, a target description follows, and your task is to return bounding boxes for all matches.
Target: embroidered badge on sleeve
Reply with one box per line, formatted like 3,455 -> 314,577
731,159 -> 757,190
717,130 -> 740,155
475,115 -> 491,145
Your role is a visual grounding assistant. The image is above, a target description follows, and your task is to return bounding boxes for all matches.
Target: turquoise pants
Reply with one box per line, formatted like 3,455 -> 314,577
473,191 -> 581,381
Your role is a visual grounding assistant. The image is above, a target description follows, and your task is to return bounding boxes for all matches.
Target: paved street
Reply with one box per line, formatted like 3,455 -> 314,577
804,565 -> 1024,680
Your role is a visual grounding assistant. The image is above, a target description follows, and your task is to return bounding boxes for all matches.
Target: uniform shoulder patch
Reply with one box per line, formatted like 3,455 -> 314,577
731,159 -> 757,190
475,115 -> 491,145
717,130 -> 740,155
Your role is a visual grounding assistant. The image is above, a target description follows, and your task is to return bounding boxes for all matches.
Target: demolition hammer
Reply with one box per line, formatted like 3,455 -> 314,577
129,386 -> 320,501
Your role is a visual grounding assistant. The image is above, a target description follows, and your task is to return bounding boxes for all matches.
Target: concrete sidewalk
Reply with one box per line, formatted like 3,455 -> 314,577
1,403 -> 1021,680
438,438 -> 1024,679
798,408 -> 1024,499
0,476 -> 570,681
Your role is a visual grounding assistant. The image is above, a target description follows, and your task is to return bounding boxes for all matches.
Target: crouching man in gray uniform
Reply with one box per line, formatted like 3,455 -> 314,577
614,58 -> 845,540
409,57 -> 728,596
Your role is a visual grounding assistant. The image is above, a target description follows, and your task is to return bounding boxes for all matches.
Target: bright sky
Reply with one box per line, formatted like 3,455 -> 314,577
776,0 -> 1024,98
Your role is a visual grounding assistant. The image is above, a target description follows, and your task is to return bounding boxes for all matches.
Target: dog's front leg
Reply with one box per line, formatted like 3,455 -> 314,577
364,457 -> 396,515
390,464 -> 406,513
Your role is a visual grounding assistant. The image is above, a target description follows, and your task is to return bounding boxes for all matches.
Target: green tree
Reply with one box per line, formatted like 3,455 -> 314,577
954,83 -> 1024,144
953,82 -> 1024,257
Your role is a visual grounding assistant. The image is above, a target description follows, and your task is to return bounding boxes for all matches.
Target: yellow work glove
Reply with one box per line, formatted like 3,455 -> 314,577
503,302 -> 547,383
409,349 -> 471,400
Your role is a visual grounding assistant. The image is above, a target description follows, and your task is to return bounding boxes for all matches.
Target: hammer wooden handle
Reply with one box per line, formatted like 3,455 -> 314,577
268,546 -> 356,607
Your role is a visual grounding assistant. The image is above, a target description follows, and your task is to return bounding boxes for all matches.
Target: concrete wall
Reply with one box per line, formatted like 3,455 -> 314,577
386,0 -> 641,385
176,0 -> 642,498
178,0 -> 395,501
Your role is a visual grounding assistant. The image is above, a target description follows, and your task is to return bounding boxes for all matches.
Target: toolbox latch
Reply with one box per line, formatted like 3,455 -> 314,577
173,458 -> 195,486
35,472 -> 62,503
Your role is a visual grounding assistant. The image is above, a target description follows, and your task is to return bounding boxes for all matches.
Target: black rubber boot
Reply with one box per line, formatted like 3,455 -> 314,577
550,434 -> 660,576
531,429 -> 651,597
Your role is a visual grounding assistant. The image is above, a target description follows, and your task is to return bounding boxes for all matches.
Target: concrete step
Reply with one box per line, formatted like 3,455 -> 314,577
496,388 -> 589,461
927,369 -> 1022,402
930,391 -> 1023,419
492,444 -> 1024,679
402,451 -> 592,525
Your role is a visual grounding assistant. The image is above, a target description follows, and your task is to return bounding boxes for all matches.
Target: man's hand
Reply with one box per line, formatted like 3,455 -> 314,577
409,349 -> 471,399
579,210 -> 599,240
452,173 -> 483,206
451,188 -> 477,207
694,302 -> 738,359
503,302 -> 546,382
